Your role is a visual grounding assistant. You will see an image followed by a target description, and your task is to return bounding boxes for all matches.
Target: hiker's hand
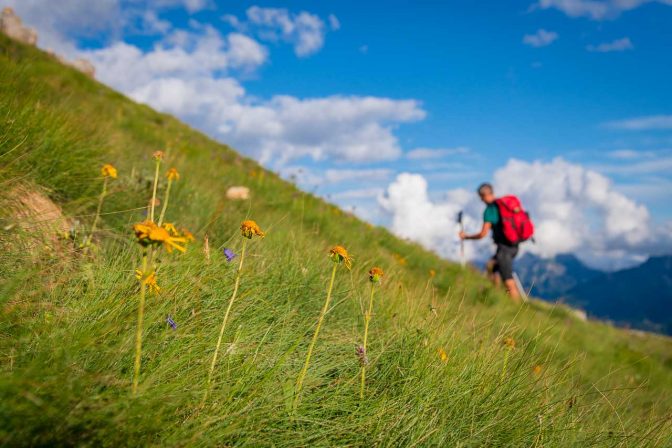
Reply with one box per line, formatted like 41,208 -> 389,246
459,231 -> 466,240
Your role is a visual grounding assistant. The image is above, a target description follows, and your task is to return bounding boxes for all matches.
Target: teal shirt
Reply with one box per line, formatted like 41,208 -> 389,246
483,203 -> 500,225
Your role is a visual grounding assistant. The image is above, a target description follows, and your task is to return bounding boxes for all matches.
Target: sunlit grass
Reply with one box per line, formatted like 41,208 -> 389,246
1,34 -> 671,446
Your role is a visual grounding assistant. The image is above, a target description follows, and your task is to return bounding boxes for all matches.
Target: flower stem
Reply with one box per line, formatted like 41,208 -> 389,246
132,253 -> 148,396
294,262 -> 338,409
149,159 -> 161,222
157,178 -> 172,226
501,348 -> 511,383
203,238 -> 248,404
83,177 -> 108,251
360,283 -> 375,399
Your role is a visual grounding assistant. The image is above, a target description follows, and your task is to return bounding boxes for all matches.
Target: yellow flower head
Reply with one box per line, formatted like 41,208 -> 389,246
145,272 -> 160,294
163,222 -> 179,236
533,364 -> 543,375
135,270 -> 161,295
180,227 -> 195,242
368,267 -> 384,283
503,337 -> 516,349
438,347 -> 448,363
166,167 -> 180,181
101,163 -> 118,179
240,220 -> 265,239
329,245 -> 353,270
133,220 -> 187,253
394,254 -> 407,266
152,150 -> 165,161
429,269 -> 436,278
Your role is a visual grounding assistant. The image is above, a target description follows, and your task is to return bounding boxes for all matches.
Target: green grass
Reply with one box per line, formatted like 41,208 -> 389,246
1,35 -> 671,446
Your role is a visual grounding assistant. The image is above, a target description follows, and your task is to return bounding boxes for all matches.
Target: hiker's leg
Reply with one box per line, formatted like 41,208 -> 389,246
495,246 -> 520,302
504,278 -> 520,301
486,257 -> 500,285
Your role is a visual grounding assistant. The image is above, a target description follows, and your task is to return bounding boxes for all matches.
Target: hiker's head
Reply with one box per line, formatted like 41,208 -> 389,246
477,183 -> 495,204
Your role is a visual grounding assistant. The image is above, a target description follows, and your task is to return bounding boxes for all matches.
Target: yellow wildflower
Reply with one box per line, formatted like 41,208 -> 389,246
368,267 -> 384,283
329,245 -> 353,270
144,272 -> 160,294
152,150 -> 164,160
438,347 -> 448,363
133,220 -> 187,253
163,222 -> 179,236
533,364 -> 543,375
101,163 -> 118,179
240,220 -> 265,239
429,269 -> 436,278
135,270 -> 160,295
503,337 -> 516,349
166,168 -> 180,181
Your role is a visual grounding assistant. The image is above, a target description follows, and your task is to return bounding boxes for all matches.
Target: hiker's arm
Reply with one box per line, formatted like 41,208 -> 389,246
460,222 -> 492,240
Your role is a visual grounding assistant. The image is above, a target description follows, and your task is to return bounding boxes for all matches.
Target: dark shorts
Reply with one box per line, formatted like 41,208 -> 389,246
491,244 -> 519,281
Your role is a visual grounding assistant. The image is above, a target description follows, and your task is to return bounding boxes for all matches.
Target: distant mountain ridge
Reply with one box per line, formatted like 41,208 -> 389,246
516,253 -> 602,299
518,253 -> 672,335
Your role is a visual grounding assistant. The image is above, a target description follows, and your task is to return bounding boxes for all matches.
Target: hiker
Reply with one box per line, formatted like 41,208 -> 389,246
459,183 -> 534,302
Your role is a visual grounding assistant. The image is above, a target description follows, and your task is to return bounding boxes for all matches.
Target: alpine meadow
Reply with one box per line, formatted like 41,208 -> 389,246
2,34 -> 672,447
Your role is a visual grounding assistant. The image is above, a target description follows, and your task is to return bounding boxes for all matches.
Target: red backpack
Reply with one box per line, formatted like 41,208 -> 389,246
494,196 -> 534,245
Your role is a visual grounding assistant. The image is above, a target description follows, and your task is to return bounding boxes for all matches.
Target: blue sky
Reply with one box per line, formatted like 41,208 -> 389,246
5,0 -> 672,268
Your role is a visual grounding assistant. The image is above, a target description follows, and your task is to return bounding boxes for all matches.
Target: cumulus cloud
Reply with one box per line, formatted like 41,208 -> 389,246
586,37 -> 633,52
0,0 -> 209,55
1,0 -> 119,54
604,115 -> 672,130
522,29 -> 558,47
78,22 -> 424,166
84,26 -> 267,90
379,173 -> 490,261
223,6 -> 337,57
534,0 -> 672,20
379,158 -> 672,269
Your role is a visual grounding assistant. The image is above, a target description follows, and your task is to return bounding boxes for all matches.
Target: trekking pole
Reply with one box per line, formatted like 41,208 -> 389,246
457,211 -> 466,268
513,272 -> 528,302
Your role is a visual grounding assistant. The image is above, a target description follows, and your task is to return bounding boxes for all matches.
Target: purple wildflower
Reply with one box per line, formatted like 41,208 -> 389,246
223,248 -> 236,262
356,345 -> 369,366
166,315 -> 177,330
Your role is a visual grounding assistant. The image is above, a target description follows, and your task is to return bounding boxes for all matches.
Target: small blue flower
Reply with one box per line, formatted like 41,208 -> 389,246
223,248 -> 236,262
166,315 -> 177,330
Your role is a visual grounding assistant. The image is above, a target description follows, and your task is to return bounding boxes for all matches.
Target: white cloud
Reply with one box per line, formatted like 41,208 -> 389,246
379,158 -> 672,269
522,29 -> 559,47
83,25 -> 267,88
535,0 -> 672,20
607,149 -> 657,159
225,6 -> 336,57
0,0 -> 209,55
328,14 -> 340,31
379,173 -> 490,261
406,147 -> 470,160
604,115 -> 672,130
153,0 -> 210,13
587,37 -> 633,52
596,156 -> 672,175
79,20 -> 423,166
1,0 -> 119,54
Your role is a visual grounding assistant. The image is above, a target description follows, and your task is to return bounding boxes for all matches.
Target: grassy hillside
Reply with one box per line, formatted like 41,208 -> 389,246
1,35 -> 671,447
